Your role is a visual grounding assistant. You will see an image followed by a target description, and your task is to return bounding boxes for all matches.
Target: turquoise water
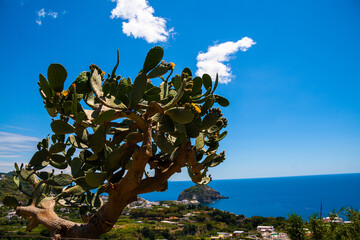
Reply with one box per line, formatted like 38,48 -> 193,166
139,173 -> 360,219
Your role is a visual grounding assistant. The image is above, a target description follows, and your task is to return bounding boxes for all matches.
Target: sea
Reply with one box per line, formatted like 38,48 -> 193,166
139,173 -> 360,220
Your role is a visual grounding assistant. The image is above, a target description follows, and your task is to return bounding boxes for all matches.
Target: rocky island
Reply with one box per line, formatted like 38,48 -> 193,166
178,184 -> 228,203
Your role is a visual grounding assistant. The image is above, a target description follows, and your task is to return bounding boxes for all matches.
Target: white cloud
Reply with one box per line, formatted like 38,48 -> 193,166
0,131 -> 40,172
36,8 -> 46,25
110,0 -> 173,43
3,125 -> 33,131
0,161 -> 27,173
0,131 -> 39,158
35,8 -> 60,26
0,161 -> 18,166
48,11 -> 58,19
196,37 -> 256,84
38,8 -> 46,18
0,155 -> 23,159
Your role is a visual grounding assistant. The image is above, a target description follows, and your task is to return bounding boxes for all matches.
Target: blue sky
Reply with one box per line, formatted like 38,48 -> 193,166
0,0 -> 359,180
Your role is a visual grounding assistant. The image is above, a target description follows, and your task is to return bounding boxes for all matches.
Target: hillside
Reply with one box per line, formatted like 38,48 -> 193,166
0,172 -> 31,204
178,184 -> 228,203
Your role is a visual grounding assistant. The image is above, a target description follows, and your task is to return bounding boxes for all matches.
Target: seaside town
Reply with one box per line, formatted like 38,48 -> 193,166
124,197 -> 292,240
2,194 -> 355,240
1,195 -> 290,239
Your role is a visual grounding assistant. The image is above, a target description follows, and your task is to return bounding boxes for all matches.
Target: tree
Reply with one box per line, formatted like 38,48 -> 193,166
286,213 -> 307,240
308,213 -> 327,240
344,208 -> 360,239
2,46 -> 229,238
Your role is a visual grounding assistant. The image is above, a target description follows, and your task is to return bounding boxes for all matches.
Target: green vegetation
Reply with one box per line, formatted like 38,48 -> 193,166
287,213 -> 306,240
2,46 -> 229,238
178,184 -> 227,203
0,173 -> 31,204
286,209 -> 360,240
1,180 -> 359,240
0,200 -> 285,239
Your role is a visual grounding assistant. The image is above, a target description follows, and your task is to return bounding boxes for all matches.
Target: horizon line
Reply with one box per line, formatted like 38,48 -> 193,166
169,172 -> 360,182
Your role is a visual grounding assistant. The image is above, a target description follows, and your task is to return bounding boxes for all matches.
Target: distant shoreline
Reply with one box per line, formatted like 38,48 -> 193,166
169,172 -> 360,182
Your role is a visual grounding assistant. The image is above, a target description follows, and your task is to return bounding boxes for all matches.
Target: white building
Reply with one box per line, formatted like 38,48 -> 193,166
323,217 -> 343,223
257,225 -> 275,232
161,220 -> 177,225
216,232 -> 232,238
5,211 -> 17,220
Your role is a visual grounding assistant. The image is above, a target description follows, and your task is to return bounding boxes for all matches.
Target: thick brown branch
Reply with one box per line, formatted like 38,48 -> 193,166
135,141 -> 194,195
16,201 -> 78,236
111,110 -> 147,131
15,116 -> 194,239
16,186 -> 138,238
119,119 -> 153,190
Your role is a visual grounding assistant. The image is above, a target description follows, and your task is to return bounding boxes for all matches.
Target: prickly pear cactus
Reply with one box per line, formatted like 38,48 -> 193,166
5,46 -> 229,218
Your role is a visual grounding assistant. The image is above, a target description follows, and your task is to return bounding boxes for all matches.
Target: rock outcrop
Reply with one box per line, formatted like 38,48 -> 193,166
178,185 -> 228,203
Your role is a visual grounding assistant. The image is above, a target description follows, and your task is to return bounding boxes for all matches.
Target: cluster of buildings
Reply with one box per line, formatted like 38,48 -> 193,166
125,197 -> 200,210
322,216 -> 351,224
210,231 -> 245,239
3,211 -> 17,220
173,198 -> 201,205
126,197 -> 161,209
210,226 -> 289,239
257,226 -> 289,239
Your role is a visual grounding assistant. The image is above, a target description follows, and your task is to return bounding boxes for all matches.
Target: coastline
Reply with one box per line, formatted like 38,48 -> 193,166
141,173 -> 360,219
